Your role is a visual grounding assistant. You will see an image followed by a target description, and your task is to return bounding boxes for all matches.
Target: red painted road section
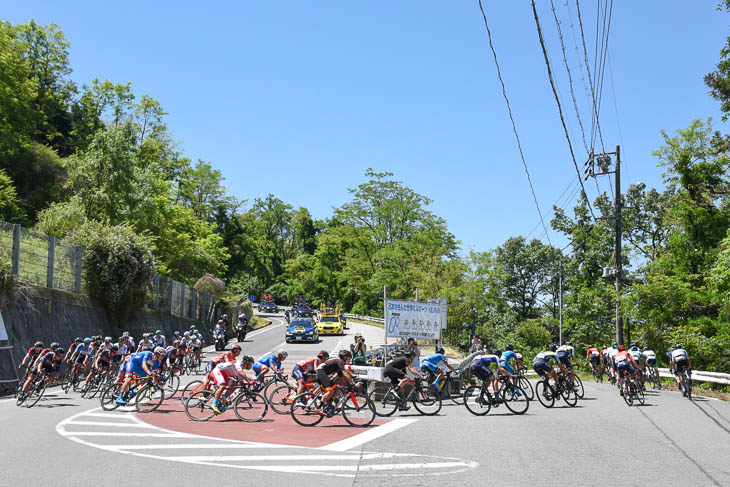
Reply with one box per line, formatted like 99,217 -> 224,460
138,352 -> 390,448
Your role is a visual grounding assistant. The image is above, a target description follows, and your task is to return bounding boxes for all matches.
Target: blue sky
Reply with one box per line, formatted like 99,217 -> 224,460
6,1 -> 728,253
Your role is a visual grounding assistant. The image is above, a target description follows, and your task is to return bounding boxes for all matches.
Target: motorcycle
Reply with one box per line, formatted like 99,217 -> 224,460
236,316 -> 249,342
213,325 -> 227,351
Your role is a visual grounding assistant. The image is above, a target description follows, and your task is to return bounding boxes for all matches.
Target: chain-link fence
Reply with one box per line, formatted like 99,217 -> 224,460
0,221 -> 216,325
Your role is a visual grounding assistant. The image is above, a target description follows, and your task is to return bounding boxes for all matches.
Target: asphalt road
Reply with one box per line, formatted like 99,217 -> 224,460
2,313 -> 730,487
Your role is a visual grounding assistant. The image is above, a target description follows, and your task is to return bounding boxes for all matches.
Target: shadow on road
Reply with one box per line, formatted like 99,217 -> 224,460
691,401 -> 730,437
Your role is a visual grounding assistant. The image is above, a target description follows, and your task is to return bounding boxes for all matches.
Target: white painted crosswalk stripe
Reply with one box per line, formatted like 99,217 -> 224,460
56,406 -> 478,478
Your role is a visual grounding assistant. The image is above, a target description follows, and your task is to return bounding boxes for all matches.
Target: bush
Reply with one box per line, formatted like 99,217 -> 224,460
84,224 -> 156,323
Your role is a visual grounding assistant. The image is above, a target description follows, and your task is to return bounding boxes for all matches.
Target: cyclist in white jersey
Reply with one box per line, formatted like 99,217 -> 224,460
669,344 -> 692,395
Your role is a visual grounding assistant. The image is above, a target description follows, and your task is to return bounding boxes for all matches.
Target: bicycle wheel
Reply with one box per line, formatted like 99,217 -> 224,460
136,383 -> 165,413
369,384 -> 398,417
342,391 -> 375,427
100,384 -> 122,411
535,380 -> 555,408
412,383 -> 442,416
234,392 -> 268,422
290,391 -> 324,426
501,384 -> 529,415
185,390 -> 216,421
268,384 -> 295,415
26,379 -> 47,408
463,385 -> 491,416
686,377 -> 692,400
180,380 -> 203,404
572,375 -> 584,399
635,382 -> 645,405
518,377 -> 534,401
445,379 -> 464,405
560,381 -> 577,407
164,374 -> 181,398
623,385 -> 634,406
87,375 -> 107,399
61,369 -> 74,393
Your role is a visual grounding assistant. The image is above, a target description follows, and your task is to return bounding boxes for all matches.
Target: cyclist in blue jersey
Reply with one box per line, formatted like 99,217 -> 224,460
116,347 -> 165,405
470,351 -> 504,401
533,345 -> 568,392
556,343 -> 578,382
252,350 -> 288,382
420,347 -> 457,390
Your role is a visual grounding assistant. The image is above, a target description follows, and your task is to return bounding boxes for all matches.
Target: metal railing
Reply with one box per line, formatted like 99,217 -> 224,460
344,313 -> 384,323
0,221 -> 217,324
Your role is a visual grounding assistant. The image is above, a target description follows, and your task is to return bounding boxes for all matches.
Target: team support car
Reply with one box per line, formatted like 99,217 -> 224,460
285,318 -> 319,343
293,305 -> 313,318
316,315 -> 343,335
259,301 -> 279,313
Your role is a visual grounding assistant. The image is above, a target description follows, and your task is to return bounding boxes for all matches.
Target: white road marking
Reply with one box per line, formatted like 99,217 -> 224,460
57,406 -> 477,478
321,418 -> 418,451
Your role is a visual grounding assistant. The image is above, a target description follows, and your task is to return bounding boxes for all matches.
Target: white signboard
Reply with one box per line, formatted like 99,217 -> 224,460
0,311 -> 7,341
385,299 -> 446,340
428,298 -> 449,329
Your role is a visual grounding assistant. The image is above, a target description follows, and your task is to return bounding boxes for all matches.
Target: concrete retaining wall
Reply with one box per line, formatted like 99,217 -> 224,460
0,285 -> 212,394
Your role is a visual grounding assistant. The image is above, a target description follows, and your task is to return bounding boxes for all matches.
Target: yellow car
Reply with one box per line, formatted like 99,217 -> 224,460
316,315 -> 343,335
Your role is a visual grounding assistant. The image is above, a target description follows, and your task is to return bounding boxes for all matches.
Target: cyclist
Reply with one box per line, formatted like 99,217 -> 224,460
19,341 -> 43,372
190,329 -> 204,363
292,350 -> 329,397
470,351 -> 503,402
607,342 -> 620,383
383,351 -> 423,409
628,342 -> 642,365
669,344 -> 692,395
316,350 -> 355,414
84,344 -> 116,387
252,350 -> 288,383
69,338 -> 92,375
420,346 -> 457,391
20,347 -> 64,395
600,346 -> 611,375
199,345 -> 243,391
533,345 -> 567,393
115,347 -> 166,405
32,342 -> 60,368
136,333 -> 154,352
585,345 -> 602,380
556,342 -> 578,381
172,331 -> 182,343
209,356 -> 254,415
500,345 -> 520,379
64,338 -> 82,362
613,345 -> 641,395
284,309 -> 291,323
122,331 -> 135,351
153,329 -> 166,347
642,347 -> 658,384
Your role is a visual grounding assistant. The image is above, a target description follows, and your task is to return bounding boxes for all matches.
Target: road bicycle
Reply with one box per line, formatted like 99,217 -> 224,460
159,367 -> 182,398
100,374 -> 166,412
423,370 -> 463,405
566,371 -> 584,399
646,366 -> 661,390
184,381 -> 268,422
535,370 -> 577,408
369,377 -> 442,416
290,381 -> 374,427
589,362 -> 603,383
621,374 -> 645,406
16,370 -> 50,408
676,369 -> 692,400
463,374 -> 530,416
185,351 -> 203,375
514,366 -> 535,400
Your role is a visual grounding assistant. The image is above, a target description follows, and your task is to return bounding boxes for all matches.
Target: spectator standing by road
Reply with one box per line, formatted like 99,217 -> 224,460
351,333 -> 367,365
470,335 -> 482,353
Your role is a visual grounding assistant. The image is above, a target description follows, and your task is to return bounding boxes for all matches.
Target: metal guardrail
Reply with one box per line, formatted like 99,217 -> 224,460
344,313 -> 384,324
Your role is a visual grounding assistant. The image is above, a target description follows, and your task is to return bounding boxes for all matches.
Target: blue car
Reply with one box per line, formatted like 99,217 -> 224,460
286,318 -> 319,343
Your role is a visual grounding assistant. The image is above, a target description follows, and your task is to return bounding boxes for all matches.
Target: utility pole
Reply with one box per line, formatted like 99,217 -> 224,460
584,144 -> 624,346
614,145 -> 623,346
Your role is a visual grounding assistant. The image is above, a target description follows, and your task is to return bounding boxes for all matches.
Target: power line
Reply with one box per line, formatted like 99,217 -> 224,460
530,0 -> 597,222
576,0 -> 606,155
607,50 -> 628,182
550,0 -> 589,155
477,0 -> 552,245
525,176 -> 579,239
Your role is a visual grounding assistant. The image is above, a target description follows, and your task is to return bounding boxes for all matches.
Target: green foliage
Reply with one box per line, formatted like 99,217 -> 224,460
0,169 -> 25,222
83,224 -> 156,323
34,195 -> 88,238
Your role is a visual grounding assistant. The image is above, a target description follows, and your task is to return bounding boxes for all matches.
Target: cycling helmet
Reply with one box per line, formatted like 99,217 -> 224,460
122,331 -> 129,336
618,345 -> 626,351
142,332 -> 150,338
547,344 -> 557,352
74,337 -> 82,342
232,344 -> 242,352
611,341 -> 618,348
675,343 -> 683,349
317,350 -> 329,360
566,341 -> 573,347
155,329 -> 162,334
153,346 -> 166,355
183,331 -> 190,337
277,350 -> 288,359
50,342 -> 60,349
630,342 -> 638,348
436,346 -> 445,355
174,330 -> 180,335
54,347 -> 65,355
83,338 -> 92,344
338,350 -> 352,360
110,345 -> 119,352
104,336 -> 112,342
505,344 -> 514,351
242,355 -> 254,363
34,341 -> 43,348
